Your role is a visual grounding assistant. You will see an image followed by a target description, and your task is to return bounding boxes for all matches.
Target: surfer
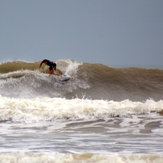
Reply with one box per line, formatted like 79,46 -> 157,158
39,59 -> 64,78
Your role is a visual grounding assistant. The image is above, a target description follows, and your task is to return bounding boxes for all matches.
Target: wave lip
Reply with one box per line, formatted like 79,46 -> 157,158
0,60 -> 81,75
0,97 -> 162,123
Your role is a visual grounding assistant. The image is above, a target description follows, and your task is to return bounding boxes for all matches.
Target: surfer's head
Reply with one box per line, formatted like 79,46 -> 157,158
42,59 -> 48,64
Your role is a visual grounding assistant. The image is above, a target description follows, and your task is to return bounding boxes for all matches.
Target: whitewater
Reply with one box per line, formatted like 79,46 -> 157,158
0,60 -> 163,163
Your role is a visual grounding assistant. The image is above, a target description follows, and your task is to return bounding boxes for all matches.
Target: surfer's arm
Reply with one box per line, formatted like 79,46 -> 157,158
39,61 -> 44,69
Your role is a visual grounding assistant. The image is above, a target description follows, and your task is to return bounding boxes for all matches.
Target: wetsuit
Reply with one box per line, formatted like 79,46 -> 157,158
41,59 -> 56,71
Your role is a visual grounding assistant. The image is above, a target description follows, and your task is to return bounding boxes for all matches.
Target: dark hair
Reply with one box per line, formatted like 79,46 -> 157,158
42,59 -> 48,63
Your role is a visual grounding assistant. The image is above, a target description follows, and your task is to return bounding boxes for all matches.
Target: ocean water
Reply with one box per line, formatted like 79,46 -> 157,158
0,60 -> 163,163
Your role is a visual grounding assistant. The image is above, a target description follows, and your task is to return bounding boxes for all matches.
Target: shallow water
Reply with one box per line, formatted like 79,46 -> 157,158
0,113 -> 162,155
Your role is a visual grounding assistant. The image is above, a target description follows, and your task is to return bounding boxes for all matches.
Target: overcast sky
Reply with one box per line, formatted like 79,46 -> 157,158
0,0 -> 162,67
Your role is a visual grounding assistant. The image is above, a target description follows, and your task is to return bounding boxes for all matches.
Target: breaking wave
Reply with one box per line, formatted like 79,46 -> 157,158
0,96 -> 162,123
0,60 -> 163,100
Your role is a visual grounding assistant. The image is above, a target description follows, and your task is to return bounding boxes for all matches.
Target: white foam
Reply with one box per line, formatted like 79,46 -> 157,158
0,153 -> 162,163
0,97 -> 162,123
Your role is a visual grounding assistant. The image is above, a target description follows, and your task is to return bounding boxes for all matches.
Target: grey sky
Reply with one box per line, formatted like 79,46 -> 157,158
0,0 -> 162,67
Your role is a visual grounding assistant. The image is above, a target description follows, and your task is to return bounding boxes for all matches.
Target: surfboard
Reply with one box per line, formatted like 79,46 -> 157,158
59,75 -> 70,82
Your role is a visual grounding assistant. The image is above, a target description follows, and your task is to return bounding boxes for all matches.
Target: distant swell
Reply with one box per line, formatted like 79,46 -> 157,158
77,63 -> 163,100
0,60 -> 163,100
